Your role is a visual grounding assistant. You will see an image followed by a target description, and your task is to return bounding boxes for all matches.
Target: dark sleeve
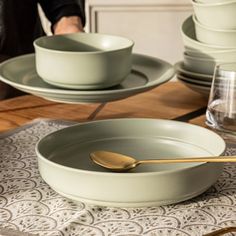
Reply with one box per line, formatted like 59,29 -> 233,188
38,0 -> 85,26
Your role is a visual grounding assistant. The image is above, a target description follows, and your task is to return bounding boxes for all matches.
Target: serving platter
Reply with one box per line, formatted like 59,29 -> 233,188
0,54 -> 175,104
36,118 -> 225,207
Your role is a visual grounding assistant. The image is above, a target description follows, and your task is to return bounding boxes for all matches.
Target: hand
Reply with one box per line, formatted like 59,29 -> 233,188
53,16 -> 84,35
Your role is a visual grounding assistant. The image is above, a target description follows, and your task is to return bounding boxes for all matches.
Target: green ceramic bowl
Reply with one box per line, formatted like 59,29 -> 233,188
192,0 -> 236,29
193,15 -> 236,47
34,33 -> 134,89
36,118 -> 226,207
181,16 -> 234,52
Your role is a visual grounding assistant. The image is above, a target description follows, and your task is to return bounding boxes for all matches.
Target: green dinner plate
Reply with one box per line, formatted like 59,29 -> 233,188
177,75 -> 210,98
36,118 -> 225,207
0,53 -> 175,104
175,61 -> 212,82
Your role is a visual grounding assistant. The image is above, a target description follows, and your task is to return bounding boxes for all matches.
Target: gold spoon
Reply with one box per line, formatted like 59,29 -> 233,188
90,151 -> 236,172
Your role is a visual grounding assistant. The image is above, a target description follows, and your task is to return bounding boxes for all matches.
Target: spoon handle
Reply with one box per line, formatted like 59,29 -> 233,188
138,156 -> 236,164
202,226 -> 236,236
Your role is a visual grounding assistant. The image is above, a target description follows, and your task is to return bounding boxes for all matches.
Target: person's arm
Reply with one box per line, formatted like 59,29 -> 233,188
38,0 -> 85,34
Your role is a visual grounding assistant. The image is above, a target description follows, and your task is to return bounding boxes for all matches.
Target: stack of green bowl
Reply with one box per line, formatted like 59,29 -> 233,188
175,0 -> 236,97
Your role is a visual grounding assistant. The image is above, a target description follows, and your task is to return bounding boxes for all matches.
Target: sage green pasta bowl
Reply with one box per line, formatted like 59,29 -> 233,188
36,118 -> 226,207
34,33 -> 134,89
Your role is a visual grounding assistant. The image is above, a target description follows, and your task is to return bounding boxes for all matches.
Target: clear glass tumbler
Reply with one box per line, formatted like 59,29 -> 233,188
206,63 -> 236,137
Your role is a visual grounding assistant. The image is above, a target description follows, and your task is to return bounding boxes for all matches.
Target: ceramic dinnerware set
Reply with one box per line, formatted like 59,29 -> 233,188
175,0 -> 236,97
0,33 -> 175,104
34,33 -> 134,90
29,32 -> 226,207
0,31 -> 227,207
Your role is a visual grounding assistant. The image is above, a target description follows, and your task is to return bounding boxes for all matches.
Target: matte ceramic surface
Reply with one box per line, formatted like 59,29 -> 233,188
192,0 -> 236,29
174,61 -> 213,82
177,76 -> 211,97
181,16 -> 233,52
34,33 -> 134,89
195,0 -> 232,3
0,54 -> 175,104
183,52 -> 225,75
177,74 -> 212,87
193,15 -> 236,47
185,48 -> 236,61
36,118 -> 226,207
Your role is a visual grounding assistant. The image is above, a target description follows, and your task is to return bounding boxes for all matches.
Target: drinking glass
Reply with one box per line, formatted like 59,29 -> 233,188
206,62 -> 236,139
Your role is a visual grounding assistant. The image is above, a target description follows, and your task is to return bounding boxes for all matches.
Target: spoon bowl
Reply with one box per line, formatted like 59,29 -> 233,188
90,151 -> 139,171
90,150 -> 236,172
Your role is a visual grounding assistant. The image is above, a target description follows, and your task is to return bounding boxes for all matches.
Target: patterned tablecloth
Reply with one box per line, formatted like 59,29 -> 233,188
0,119 -> 236,236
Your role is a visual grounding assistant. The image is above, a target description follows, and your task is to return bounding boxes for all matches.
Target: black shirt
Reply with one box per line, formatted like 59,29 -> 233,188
0,0 -> 85,57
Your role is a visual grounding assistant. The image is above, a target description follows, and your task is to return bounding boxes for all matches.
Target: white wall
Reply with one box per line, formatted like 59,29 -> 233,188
85,0 -> 193,64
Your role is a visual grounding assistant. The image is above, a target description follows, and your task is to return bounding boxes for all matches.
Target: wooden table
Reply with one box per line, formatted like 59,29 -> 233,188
0,82 -> 208,132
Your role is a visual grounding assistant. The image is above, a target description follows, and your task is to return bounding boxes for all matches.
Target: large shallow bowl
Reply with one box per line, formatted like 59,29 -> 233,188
34,33 -> 134,89
181,16 -> 233,52
192,0 -> 236,29
36,118 -> 225,207
193,15 -> 236,47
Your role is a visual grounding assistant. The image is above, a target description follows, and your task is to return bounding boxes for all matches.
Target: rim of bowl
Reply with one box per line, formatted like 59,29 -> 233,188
33,32 -> 135,54
193,14 -> 236,32
181,15 -> 235,49
35,118 -> 226,177
192,0 -> 236,6
215,62 -> 236,71
183,52 -> 226,62
185,46 -> 236,54
195,0 -> 233,3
